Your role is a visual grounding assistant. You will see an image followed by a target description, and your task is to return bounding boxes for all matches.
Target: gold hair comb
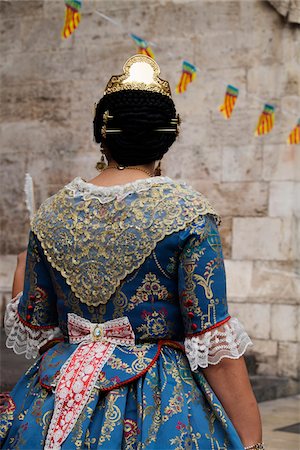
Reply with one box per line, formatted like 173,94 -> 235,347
103,54 -> 172,97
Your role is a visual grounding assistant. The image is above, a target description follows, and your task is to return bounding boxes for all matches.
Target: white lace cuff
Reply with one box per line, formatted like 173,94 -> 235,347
184,317 -> 253,371
4,292 -> 63,359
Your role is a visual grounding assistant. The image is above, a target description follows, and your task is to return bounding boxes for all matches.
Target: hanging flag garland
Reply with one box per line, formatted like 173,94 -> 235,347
130,34 -> 155,59
219,85 -> 239,119
65,9 -> 299,144
287,119 -> 300,144
175,61 -> 197,94
62,0 -> 82,39
255,104 -> 275,136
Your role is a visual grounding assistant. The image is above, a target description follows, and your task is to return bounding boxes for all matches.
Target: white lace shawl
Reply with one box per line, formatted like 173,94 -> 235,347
5,292 -> 62,359
185,317 -> 253,370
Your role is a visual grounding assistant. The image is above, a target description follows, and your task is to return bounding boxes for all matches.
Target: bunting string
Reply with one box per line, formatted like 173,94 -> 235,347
66,8 -> 299,144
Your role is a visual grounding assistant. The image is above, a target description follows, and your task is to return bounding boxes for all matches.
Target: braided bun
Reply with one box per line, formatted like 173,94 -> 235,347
93,90 -> 178,165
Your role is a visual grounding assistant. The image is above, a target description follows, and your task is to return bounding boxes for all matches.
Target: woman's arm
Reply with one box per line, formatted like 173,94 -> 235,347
203,356 -> 262,448
12,250 -> 27,297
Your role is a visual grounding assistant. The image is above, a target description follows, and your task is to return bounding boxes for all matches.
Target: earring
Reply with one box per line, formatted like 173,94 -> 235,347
95,151 -> 107,171
154,160 -> 162,176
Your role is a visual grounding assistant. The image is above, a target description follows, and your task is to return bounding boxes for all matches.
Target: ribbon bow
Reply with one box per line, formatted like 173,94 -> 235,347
45,314 -> 135,450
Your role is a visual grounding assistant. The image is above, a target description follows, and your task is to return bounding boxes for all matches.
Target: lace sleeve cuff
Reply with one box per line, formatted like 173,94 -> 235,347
4,292 -> 63,359
184,317 -> 253,371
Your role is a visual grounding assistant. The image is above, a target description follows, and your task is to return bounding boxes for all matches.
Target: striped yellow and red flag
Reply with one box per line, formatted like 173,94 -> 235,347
219,85 -> 239,119
130,34 -> 155,59
287,119 -> 300,144
62,0 -> 82,39
255,104 -> 275,136
175,61 -> 197,94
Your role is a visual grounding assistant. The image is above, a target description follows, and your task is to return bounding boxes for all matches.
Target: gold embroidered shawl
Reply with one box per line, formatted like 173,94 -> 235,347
31,177 -> 220,307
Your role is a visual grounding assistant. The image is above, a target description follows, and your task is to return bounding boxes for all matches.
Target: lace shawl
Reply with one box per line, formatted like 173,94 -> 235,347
31,177 -> 221,307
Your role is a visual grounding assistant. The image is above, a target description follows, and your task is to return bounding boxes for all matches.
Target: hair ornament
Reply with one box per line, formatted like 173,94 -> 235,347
101,110 -> 115,138
103,54 -> 172,98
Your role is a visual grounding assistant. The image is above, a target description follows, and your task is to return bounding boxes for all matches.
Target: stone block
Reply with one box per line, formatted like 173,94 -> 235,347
0,1 -> 43,18
251,339 -> 278,357
232,218 -> 292,261
20,17 -> 69,53
228,302 -> 271,339
295,183 -> 300,218
0,121 -> 49,155
278,342 -> 300,378
255,359 -> 278,377
269,181 -> 295,217
208,107 -> 260,149
164,144 -> 222,182
271,304 -> 298,341
0,81 -> 72,123
224,260 -> 253,299
0,255 -> 16,292
222,145 -> 263,182
263,144 -> 298,181
0,19 -> 21,54
251,261 -> 300,302
247,64 -> 287,97
190,181 -> 268,217
219,217 -> 232,259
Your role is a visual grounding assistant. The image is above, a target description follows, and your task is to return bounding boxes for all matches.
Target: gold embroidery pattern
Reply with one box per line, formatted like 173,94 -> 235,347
0,394 -> 15,439
123,418 -> 140,450
137,310 -> 174,339
97,391 -> 123,446
129,273 -> 170,310
31,179 -> 220,307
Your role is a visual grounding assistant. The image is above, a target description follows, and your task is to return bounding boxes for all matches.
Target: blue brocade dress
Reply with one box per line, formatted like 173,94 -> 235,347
1,176 -> 253,450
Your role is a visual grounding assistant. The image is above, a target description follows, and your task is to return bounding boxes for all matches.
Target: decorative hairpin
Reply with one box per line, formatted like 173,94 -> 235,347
101,114 -> 181,138
101,110 -> 114,138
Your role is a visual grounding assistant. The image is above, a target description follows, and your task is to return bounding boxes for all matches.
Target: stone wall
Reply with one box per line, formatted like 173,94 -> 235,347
0,0 -> 299,383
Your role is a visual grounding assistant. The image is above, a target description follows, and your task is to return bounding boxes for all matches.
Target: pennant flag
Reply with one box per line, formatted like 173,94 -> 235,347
255,104 -> 275,136
287,119 -> 300,144
175,61 -> 197,94
62,0 -> 82,39
130,34 -> 155,59
219,85 -> 239,119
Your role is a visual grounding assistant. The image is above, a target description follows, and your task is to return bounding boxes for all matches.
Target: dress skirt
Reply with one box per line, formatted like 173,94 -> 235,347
1,346 -> 244,450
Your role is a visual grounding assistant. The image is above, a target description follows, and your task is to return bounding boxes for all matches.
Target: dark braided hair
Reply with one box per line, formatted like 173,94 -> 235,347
93,90 -> 178,166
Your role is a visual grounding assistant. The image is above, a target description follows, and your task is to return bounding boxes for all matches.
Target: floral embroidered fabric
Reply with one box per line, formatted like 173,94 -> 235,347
5,293 -> 62,359
185,317 -> 253,370
1,176 -> 251,450
31,177 -> 220,307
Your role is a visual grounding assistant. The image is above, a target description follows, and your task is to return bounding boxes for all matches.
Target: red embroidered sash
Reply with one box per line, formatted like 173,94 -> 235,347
45,313 -> 135,449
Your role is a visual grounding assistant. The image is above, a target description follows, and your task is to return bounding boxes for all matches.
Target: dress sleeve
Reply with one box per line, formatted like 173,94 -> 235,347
5,231 -> 62,359
178,215 -> 253,371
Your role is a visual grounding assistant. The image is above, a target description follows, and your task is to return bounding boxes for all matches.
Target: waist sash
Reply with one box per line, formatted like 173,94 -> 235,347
45,313 -> 135,450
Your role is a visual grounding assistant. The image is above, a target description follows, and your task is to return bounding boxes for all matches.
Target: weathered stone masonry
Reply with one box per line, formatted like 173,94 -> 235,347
0,1 -> 299,385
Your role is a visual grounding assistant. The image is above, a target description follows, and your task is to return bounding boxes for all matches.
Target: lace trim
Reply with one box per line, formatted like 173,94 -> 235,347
184,317 -> 253,370
66,176 -> 173,203
31,178 -> 220,307
5,292 -> 62,359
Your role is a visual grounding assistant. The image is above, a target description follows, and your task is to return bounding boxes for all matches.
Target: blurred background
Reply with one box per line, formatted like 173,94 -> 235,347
0,0 -> 299,448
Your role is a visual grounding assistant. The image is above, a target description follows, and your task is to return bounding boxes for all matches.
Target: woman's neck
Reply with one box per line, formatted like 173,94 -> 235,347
87,159 -> 156,187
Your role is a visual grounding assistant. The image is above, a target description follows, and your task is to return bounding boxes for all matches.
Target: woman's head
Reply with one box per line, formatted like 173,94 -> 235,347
93,55 -> 179,166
